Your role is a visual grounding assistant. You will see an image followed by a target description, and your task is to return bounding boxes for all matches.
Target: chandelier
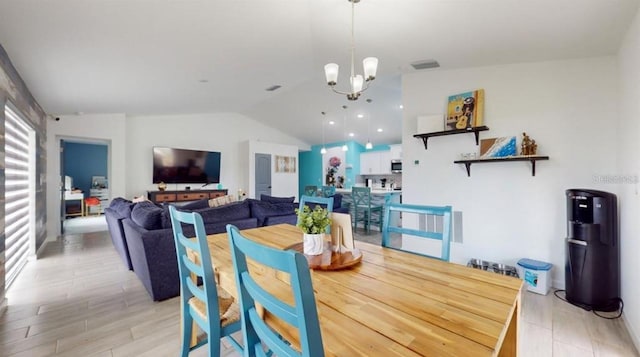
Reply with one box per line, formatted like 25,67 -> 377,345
324,0 -> 378,101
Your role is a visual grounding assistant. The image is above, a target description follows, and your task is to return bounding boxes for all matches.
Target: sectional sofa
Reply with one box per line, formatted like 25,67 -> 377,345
104,193 -> 347,301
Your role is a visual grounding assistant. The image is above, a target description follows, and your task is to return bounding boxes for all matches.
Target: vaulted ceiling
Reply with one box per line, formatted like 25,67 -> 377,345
0,0 -> 637,146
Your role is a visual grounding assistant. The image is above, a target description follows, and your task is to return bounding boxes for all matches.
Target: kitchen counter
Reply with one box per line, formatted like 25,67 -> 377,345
336,188 -> 402,195
334,188 -> 401,230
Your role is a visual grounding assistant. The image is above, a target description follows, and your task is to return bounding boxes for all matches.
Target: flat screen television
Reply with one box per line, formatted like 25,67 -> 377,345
152,147 -> 221,184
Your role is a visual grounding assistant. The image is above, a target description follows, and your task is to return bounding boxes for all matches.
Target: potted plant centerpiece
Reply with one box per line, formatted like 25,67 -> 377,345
296,205 -> 331,255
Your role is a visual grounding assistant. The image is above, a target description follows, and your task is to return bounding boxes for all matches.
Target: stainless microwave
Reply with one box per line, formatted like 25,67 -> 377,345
391,160 -> 402,173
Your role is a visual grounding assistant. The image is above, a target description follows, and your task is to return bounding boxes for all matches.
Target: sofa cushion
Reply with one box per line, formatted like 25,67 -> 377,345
263,214 -> 297,226
131,201 -> 166,230
260,194 -> 295,203
329,194 -> 343,210
249,199 -> 297,226
180,199 -> 210,211
110,197 -> 135,219
196,200 -> 251,224
208,194 -> 237,207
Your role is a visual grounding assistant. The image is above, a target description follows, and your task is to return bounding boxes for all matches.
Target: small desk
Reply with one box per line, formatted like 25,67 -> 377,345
202,224 -> 523,356
64,191 -> 84,217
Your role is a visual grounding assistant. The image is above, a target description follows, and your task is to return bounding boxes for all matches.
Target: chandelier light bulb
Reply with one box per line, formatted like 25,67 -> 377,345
320,147 -> 327,154
363,57 -> 378,81
324,63 -> 339,85
342,144 -> 349,152
350,75 -> 364,94
365,141 -> 373,150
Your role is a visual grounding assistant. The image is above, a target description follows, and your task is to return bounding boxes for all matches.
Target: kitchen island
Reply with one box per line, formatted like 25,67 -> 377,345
335,188 -> 401,231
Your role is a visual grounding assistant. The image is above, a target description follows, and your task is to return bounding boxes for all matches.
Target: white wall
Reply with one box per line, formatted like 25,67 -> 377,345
46,113 -> 127,239
125,113 -> 309,198
247,140 -> 301,200
617,6 -> 640,349
402,57 -> 618,287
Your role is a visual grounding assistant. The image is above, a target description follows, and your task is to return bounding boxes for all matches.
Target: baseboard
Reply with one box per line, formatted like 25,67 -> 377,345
623,313 -> 640,353
35,239 -> 51,259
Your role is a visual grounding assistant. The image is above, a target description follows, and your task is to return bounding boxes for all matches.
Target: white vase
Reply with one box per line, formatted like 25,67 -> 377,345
303,233 -> 324,255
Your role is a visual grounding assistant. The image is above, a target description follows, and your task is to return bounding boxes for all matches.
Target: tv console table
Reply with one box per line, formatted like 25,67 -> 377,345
147,189 -> 228,204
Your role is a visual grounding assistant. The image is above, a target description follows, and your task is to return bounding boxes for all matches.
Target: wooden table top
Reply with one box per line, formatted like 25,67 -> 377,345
204,224 -> 523,357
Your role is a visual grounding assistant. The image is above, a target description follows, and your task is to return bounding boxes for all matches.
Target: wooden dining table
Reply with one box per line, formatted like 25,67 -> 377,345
202,224 -> 523,357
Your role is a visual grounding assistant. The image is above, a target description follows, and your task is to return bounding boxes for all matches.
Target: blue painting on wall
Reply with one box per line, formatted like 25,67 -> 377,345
480,136 -> 517,158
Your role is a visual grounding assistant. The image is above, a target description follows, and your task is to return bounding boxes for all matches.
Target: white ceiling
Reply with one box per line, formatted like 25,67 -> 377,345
0,0 -> 637,146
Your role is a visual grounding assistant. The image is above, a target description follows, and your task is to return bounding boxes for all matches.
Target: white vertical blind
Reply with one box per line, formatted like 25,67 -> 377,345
4,105 -> 33,289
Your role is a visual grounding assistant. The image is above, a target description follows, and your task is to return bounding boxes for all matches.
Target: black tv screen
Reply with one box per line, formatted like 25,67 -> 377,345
152,147 -> 221,184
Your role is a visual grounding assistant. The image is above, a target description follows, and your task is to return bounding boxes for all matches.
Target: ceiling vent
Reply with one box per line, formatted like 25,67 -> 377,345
265,85 -> 282,92
411,60 -> 440,70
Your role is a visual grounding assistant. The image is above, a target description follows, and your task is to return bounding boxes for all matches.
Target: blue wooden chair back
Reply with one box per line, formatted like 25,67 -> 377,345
169,206 -> 241,356
320,185 -> 336,197
351,187 -> 383,233
352,186 -> 372,208
381,203 -> 453,262
303,185 -> 318,197
226,225 -> 324,357
298,195 -> 334,233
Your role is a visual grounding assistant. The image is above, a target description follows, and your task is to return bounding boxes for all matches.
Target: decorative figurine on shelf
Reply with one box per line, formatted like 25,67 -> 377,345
157,181 -> 167,191
521,132 -> 538,155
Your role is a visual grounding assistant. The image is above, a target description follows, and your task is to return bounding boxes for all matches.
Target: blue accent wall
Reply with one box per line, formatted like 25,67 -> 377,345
63,142 -> 108,195
298,140 -> 366,197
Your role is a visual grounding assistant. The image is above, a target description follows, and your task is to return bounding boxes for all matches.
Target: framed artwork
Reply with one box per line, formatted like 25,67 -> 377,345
275,155 -> 297,173
480,137 -> 517,158
445,89 -> 485,131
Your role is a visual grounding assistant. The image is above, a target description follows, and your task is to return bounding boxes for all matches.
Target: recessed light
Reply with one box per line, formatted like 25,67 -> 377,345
399,104 -> 404,109
357,114 -> 364,119
377,128 -> 383,132
349,133 -> 355,137
199,79 -> 209,83
329,121 -> 335,125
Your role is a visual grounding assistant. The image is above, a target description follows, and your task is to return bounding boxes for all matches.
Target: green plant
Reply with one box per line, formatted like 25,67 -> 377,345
295,205 -> 331,234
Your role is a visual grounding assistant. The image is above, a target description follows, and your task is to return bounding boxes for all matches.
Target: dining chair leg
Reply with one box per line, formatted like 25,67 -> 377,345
180,302 -> 193,357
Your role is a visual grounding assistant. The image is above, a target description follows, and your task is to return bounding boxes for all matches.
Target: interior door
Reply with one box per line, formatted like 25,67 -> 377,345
255,153 -> 271,198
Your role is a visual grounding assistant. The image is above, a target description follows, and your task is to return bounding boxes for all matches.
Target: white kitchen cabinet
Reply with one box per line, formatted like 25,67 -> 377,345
389,144 -> 402,161
360,151 -> 391,175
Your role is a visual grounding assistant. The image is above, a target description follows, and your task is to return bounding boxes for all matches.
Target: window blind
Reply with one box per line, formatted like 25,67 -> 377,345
4,105 -> 33,289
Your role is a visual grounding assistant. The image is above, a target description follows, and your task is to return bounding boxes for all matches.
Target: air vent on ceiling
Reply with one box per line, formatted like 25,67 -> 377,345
265,85 -> 282,91
411,60 -> 440,70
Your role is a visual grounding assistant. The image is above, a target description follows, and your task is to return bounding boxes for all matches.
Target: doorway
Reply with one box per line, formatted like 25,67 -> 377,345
255,153 -> 271,198
60,139 -> 110,235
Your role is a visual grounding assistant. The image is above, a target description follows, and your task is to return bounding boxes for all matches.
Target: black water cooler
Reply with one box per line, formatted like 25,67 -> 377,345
565,189 -> 620,311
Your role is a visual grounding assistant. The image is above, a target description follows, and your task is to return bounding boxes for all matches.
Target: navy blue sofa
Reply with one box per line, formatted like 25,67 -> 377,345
117,196 -> 301,301
108,194 -> 344,301
104,198 -> 137,270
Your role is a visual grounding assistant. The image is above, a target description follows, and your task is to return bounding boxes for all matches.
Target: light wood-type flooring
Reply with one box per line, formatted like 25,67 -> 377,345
1,229 -> 638,356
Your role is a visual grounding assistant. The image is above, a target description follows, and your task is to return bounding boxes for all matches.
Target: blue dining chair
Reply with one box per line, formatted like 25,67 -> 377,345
298,195 -> 334,233
381,203 -> 453,262
352,187 -> 383,234
168,206 -> 242,357
226,225 -> 325,357
320,185 -> 336,197
303,185 -> 318,197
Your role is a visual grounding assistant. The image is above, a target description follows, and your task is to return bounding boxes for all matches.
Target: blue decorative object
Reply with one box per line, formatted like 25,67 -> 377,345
480,136 -> 517,158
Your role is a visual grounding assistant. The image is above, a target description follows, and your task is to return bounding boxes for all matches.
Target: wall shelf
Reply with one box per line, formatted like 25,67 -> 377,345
413,126 -> 489,150
453,155 -> 549,177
